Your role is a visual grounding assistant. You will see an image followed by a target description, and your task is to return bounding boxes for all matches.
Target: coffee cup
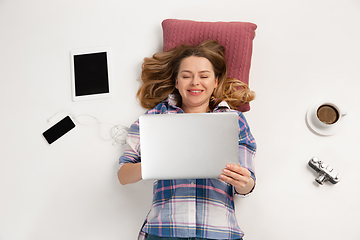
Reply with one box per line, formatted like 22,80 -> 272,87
313,101 -> 346,128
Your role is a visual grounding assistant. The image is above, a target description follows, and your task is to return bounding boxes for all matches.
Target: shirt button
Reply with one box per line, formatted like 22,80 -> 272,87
190,182 -> 195,186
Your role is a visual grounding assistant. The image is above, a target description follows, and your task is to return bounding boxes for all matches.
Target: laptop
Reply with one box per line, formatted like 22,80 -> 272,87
139,112 -> 239,180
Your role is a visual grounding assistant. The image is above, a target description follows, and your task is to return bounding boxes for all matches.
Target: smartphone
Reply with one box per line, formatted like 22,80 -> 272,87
43,116 -> 76,144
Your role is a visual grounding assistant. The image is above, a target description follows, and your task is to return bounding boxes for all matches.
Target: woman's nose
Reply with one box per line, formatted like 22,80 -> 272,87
190,76 -> 200,85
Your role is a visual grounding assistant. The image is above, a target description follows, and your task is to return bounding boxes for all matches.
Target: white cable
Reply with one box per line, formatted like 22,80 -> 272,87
47,110 -> 129,145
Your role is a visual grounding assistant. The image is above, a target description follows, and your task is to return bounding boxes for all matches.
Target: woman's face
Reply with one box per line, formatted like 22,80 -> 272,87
175,56 -> 218,113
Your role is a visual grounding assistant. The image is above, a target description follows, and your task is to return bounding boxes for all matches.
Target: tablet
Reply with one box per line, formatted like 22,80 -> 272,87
70,46 -> 111,101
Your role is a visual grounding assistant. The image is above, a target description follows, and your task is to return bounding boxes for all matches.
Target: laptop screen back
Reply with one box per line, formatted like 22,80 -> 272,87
139,112 -> 239,180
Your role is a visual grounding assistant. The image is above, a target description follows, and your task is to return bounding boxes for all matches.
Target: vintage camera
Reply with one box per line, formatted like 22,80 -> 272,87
308,157 -> 340,185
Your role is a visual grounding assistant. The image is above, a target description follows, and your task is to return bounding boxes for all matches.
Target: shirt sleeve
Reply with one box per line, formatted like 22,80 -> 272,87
235,111 -> 257,196
118,119 -> 141,173
118,103 -> 169,174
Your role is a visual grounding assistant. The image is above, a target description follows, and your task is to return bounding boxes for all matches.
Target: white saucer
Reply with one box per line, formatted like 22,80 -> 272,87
305,101 -> 345,136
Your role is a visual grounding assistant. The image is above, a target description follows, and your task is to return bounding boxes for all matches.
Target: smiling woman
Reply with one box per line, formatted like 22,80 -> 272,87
118,40 -> 257,240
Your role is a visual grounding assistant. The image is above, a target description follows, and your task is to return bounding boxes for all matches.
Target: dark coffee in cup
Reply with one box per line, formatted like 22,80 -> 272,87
317,104 -> 339,125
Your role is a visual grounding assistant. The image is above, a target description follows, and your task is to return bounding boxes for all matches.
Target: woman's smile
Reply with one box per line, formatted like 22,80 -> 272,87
188,89 -> 204,95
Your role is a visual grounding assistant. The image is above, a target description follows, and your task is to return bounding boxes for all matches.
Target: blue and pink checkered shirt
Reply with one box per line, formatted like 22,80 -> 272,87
119,95 -> 256,240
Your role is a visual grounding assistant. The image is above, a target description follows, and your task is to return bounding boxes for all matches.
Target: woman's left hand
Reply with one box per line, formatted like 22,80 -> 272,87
220,164 -> 255,195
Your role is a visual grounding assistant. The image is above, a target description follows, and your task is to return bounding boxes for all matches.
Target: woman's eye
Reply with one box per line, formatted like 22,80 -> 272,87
200,76 -> 209,79
182,76 -> 190,79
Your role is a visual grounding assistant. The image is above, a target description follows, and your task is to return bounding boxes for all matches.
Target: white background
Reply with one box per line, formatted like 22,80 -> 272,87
1,0 -> 360,239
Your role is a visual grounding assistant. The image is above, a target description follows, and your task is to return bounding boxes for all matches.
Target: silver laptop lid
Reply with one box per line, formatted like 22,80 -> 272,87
139,112 -> 239,180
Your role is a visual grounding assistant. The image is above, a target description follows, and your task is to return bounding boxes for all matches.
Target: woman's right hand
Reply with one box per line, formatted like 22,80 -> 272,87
118,162 -> 142,185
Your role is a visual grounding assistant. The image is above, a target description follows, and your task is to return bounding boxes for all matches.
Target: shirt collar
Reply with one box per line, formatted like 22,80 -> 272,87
213,100 -> 231,112
166,94 -> 181,109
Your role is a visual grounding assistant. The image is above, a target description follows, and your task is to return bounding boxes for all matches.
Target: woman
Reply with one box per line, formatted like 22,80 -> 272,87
118,40 -> 256,240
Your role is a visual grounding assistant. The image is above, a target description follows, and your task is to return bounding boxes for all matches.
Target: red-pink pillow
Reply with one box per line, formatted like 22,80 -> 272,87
162,19 -> 257,112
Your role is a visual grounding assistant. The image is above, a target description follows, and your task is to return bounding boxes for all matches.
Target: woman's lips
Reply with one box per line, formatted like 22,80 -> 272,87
188,89 -> 204,96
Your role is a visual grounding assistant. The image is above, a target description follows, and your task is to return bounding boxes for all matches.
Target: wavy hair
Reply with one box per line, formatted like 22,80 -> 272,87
137,40 -> 255,110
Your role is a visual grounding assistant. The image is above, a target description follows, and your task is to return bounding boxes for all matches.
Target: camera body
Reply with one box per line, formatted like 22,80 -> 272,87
308,157 -> 340,185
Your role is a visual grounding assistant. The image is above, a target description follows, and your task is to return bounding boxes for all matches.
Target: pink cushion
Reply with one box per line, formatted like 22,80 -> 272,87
162,19 -> 257,112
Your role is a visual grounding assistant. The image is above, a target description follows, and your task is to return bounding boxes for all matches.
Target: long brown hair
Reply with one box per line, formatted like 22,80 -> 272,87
137,40 -> 255,110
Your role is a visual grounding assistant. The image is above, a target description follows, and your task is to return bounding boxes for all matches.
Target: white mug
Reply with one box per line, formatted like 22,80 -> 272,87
312,101 -> 347,128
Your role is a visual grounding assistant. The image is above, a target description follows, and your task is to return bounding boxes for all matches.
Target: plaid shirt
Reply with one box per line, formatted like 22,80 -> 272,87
119,95 -> 256,240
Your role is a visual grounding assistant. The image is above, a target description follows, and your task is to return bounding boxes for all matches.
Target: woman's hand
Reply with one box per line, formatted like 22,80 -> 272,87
220,164 -> 255,195
118,162 -> 142,185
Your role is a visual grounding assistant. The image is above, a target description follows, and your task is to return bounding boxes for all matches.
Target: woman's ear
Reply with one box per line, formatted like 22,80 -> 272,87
175,78 -> 178,89
214,77 -> 219,88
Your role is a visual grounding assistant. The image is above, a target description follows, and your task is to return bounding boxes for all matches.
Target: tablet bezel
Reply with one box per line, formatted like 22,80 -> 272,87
70,46 -> 112,101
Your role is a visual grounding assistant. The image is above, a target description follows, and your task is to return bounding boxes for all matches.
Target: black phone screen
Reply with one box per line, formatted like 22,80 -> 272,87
43,116 -> 76,144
